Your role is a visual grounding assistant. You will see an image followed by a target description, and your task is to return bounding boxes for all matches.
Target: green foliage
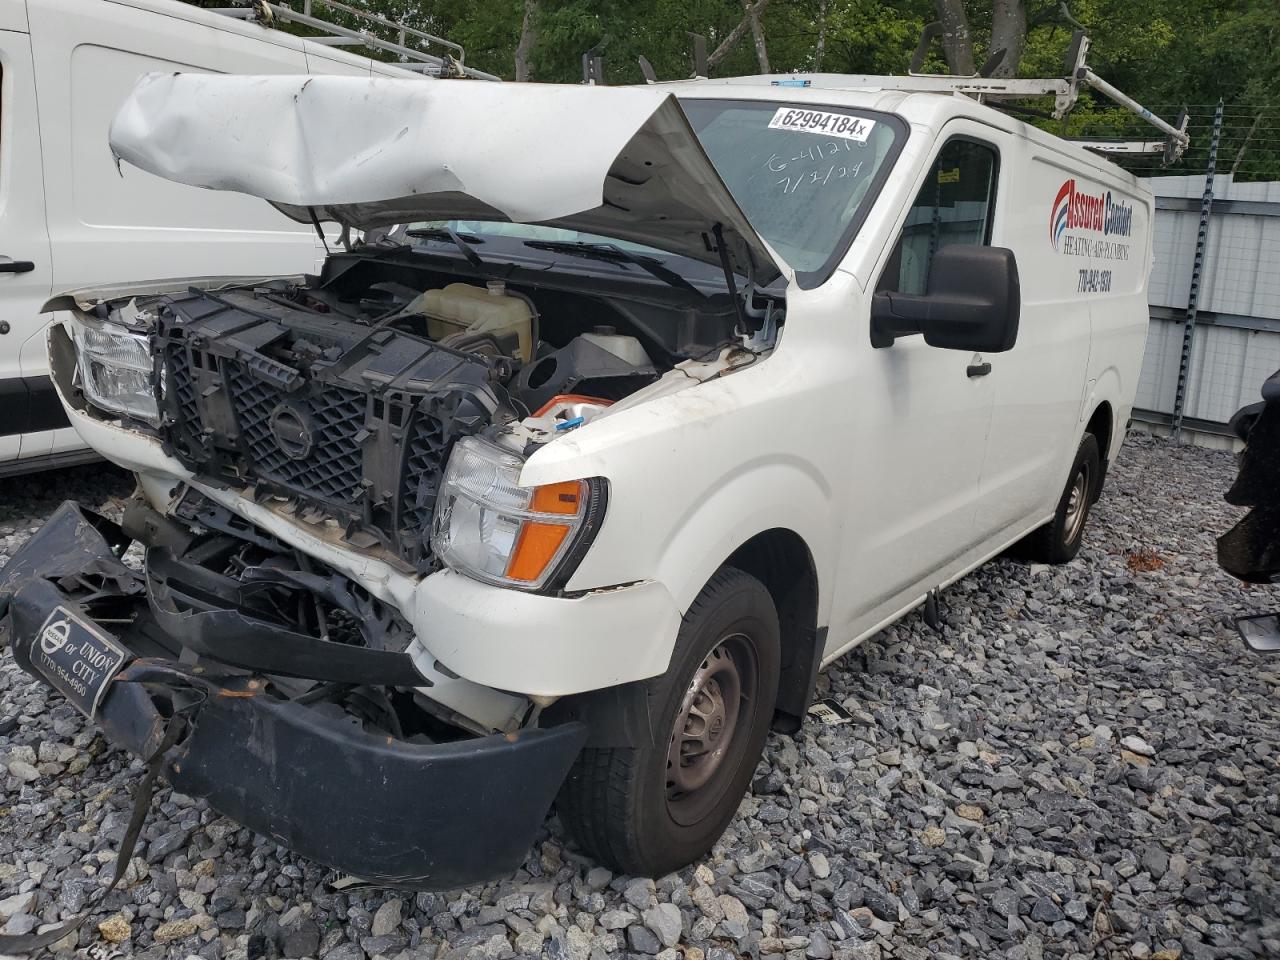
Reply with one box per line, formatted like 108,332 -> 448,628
184,0 -> 1280,179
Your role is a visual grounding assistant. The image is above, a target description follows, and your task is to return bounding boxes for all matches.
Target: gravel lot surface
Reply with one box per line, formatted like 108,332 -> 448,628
0,436 -> 1277,960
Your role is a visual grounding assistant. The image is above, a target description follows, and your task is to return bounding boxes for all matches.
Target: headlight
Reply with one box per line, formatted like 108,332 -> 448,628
431,436 -> 606,591
70,316 -> 158,424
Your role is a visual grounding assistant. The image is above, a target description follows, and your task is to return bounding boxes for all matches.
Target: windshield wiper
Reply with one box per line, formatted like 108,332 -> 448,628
406,226 -> 486,269
523,240 -> 703,297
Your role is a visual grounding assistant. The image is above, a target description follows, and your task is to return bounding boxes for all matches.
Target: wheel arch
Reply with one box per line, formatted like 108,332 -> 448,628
725,527 -> 823,734
543,526 -> 824,748
1086,400 -> 1114,462
1085,400 -> 1115,499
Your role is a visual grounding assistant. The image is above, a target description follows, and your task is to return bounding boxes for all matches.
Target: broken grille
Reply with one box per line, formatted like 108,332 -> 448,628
226,365 -> 367,505
164,344 -> 205,456
398,414 -> 449,566
153,289 -> 499,574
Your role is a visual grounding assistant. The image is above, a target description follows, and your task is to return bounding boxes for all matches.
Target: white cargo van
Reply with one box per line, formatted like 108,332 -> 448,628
2,70 -> 1163,889
0,0 -> 440,475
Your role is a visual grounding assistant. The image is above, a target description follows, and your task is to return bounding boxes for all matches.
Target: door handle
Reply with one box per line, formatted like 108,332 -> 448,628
0,260 -> 35,274
967,361 -> 992,378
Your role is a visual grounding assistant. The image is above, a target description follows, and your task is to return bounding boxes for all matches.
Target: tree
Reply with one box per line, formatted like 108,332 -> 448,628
933,0 -> 977,74
741,0 -> 771,72
707,0 -> 771,70
987,0 -> 1025,76
179,0 -> 1279,180
514,0 -> 538,80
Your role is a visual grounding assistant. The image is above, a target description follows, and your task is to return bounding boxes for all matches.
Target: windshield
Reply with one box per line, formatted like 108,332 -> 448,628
681,99 -> 903,282
400,99 -> 903,290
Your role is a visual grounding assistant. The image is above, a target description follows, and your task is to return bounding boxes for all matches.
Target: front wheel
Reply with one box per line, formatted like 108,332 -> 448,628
1020,432 -> 1101,563
556,567 -> 780,876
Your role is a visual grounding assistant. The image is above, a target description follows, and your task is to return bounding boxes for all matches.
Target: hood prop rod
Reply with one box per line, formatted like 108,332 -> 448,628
309,207 -> 331,255
712,223 -> 751,337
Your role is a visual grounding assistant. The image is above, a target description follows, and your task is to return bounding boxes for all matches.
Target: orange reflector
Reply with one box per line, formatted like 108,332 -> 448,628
505,480 -> 587,582
506,521 -> 572,582
504,480 -> 588,583
530,480 -> 586,516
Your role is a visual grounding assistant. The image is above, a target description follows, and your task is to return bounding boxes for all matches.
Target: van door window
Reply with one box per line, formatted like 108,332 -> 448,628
879,139 -> 999,295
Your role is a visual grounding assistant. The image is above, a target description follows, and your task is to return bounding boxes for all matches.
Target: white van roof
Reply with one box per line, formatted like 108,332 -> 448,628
100,0 -> 498,80
669,74 -> 1154,194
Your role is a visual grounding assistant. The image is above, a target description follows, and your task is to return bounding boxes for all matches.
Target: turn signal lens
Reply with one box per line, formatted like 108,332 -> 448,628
505,480 -> 587,582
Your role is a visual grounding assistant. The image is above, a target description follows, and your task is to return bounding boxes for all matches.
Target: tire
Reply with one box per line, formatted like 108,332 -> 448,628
1021,432 -> 1101,564
557,567 -> 780,876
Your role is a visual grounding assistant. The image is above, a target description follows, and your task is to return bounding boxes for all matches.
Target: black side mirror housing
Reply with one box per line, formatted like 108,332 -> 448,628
871,244 -> 1021,352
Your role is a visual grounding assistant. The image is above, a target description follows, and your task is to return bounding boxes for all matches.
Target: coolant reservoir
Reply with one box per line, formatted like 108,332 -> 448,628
579,326 -> 651,367
408,281 -> 534,362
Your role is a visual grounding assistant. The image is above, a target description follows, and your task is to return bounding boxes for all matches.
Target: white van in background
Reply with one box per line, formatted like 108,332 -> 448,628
0,0 -> 436,475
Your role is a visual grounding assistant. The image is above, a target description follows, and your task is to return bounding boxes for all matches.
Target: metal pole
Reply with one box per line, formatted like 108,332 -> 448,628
1081,69 -> 1190,155
1172,100 -> 1224,441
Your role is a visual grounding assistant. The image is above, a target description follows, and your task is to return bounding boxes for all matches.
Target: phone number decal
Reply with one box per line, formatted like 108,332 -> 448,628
1077,268 -> 1112,293
767,107 -> 876,142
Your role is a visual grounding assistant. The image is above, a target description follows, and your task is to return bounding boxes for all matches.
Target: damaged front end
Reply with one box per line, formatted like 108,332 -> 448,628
0,500 -> 585,890
4,73 -> 798,889
19,173 -> 777,888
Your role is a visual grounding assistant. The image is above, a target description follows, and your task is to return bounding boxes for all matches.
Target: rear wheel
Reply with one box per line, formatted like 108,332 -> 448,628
557,567 -> 780,876
1020,432 -> 1101,563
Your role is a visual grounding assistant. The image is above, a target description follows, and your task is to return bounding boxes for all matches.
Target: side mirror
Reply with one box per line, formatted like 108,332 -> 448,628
871,244 -> 1020,352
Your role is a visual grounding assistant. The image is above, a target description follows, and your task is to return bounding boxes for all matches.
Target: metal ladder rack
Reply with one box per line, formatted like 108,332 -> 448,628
751,30 -> 1190,163
210,0 -> 500,81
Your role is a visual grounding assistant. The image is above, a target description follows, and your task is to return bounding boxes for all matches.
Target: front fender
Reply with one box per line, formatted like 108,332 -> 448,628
521,348 -> 840,621
653,456 -> 833,614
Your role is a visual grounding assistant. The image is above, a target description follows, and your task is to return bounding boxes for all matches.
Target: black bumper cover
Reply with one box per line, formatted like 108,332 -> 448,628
0,502 -> 586,890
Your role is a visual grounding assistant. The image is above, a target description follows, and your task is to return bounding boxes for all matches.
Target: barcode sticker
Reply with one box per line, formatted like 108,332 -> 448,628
768,107 -> 876,142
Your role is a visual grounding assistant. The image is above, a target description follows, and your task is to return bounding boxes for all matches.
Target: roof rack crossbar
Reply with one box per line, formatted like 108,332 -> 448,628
212,0 -> 500,81
296,0 -> 463,59
1069,139 -> 1165,156
865,30 -> 1191,162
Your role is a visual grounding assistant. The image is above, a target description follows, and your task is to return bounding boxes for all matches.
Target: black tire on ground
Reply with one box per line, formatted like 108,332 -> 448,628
556,567 -> 781,877
1020,432 -> 1102,564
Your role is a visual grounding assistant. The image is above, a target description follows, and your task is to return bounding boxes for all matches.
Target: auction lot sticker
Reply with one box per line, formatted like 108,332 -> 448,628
33,606 -> 128,719
768,107 -> 876,142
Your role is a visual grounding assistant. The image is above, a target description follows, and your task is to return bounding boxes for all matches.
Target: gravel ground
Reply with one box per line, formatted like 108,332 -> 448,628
0,436 -> 1277,960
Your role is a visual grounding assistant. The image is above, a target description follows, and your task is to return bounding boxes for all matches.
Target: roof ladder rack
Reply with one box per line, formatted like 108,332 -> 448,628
847,29 -> 1191,162
210,0 -> 500,81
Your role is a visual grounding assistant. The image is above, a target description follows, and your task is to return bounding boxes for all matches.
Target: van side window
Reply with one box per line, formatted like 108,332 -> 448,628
879,139 -> 999,295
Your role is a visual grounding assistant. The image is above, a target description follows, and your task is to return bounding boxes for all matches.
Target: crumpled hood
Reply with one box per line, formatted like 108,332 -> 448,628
108,73 -> 787,284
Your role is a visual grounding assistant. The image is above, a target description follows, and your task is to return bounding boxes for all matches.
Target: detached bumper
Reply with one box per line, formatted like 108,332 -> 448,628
0,503 -> 586,890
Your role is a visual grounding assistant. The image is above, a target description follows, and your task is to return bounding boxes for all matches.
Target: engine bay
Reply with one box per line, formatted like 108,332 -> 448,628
122,246 -> 773,575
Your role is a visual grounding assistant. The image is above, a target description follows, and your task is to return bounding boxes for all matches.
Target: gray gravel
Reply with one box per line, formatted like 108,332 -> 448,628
1,436 -> 1278,960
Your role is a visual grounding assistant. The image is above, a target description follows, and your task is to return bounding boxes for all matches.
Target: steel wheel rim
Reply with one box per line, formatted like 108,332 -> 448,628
665,633 -> 755,825
1064,462 -> 1091,544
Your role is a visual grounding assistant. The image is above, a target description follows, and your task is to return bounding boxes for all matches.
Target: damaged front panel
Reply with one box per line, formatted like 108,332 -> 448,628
0,501 -> 585,889
155,287 -> 504,573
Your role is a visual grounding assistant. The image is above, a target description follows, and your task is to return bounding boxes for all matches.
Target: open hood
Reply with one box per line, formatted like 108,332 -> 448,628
108,74 -> 787,285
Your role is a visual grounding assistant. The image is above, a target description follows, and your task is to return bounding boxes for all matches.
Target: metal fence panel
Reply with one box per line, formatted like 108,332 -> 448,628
1136,173 -> 1280,436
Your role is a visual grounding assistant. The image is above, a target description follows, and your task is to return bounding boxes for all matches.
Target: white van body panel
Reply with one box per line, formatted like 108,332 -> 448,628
0,0 -> 422,474
46,77 -> 1152,700
0,27 -> 51,465
521,85 -> 1152,675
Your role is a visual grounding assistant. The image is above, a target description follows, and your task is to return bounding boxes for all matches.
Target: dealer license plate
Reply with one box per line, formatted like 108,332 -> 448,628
31,606 -> 129,719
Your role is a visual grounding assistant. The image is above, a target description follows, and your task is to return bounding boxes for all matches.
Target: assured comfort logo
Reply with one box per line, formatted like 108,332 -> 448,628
1050,178 -> 1133,251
